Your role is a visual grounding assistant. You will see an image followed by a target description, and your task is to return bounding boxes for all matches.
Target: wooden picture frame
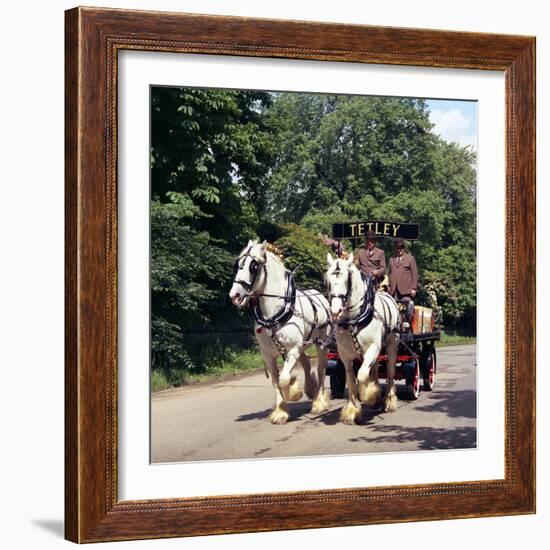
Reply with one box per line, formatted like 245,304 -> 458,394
65,6 -> 536,543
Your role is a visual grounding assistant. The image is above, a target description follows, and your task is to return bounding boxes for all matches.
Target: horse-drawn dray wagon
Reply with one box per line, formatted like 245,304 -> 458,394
326,307 -> 440,401
326,219 -> 440,403
229,219 -> 441,424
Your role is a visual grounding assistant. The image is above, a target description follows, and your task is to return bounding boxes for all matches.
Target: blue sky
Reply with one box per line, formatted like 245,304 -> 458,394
425,99 -> 478,151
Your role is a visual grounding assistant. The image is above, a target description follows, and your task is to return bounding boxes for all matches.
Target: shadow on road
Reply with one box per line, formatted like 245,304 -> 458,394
349,424 -> 476,450
235,408 -> 272,421
318,405 -> 379,426
235,401 -> 318,422
414,389 -> 476,419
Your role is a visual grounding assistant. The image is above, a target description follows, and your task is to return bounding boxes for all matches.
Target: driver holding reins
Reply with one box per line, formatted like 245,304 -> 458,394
354,230 -> 387,286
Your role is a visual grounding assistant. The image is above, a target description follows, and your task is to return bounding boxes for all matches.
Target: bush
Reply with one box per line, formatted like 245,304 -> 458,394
275,224 -> 328,291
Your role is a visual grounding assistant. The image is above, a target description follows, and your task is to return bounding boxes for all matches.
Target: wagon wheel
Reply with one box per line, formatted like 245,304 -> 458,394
423,348 -> 436,391
329,361 -> 346,399
406,357 -> 420,400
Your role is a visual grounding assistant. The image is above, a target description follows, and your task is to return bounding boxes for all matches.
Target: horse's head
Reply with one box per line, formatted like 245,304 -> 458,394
325,251 -> 355,321
229,240 -> 267,308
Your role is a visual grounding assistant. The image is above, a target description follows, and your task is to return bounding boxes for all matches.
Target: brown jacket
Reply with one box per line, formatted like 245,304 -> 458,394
389,253 -> 418,296
355,247 -> 386,280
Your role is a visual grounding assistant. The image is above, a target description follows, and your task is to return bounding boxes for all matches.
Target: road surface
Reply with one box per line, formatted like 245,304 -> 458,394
151,344 -> 476,463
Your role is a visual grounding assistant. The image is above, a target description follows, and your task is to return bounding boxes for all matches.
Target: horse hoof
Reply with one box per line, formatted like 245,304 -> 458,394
340,404 -> 361,424
311,389 -> 330,414
270,408 -> 289,425
384,393 -> 398,413
289,382 -> 303,402
360,381 -> 381,406
311,400 -> 329,415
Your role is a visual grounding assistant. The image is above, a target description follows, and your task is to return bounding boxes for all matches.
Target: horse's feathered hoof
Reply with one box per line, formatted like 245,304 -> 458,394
311,390 -> 330,414
340,403 -> 361,424
360,381 -> 382,406
270,406 -> 289,425
384,391 -> 398,413
288,380 -> 303,402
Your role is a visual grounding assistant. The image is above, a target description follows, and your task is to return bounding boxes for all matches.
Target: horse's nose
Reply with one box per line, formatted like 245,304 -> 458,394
231,293 -> 241,305
331,309 -> 342,321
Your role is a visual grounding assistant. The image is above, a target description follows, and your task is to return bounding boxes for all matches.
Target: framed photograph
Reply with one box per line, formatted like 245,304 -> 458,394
65,6 -> 535,543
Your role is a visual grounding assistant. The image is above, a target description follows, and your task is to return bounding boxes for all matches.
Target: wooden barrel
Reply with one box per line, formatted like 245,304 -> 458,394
412,306 -> 434,334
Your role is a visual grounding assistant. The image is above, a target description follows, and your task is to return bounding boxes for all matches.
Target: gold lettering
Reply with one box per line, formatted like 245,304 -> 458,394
357,223 -> 365,236
367,222 -> 374,232
392,223 -> 401,236
375,222 -> 382,235
383,223 -> 390,235
350,223 -> 357,237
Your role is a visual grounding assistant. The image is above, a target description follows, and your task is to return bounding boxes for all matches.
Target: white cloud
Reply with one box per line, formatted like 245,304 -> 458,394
429,108 -> 477,150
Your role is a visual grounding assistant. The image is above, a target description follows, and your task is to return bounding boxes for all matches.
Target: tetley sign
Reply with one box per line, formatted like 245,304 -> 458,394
332,220 -> 419,240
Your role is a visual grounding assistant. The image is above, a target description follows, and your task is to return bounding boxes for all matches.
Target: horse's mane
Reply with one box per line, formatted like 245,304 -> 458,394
240,242 -> 286,268
265,249 -> 285,268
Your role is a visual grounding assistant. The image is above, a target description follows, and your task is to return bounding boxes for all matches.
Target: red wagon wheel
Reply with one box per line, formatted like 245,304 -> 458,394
406,357 -> 420,400
423,348 -> 436,391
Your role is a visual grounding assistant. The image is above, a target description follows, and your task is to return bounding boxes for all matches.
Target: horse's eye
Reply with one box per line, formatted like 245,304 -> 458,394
249,260 -> 259,274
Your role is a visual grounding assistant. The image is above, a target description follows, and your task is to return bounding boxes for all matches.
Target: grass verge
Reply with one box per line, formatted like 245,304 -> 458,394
437,333 -> 476,347
151,348 -> 265,392
152,334 -> 476,392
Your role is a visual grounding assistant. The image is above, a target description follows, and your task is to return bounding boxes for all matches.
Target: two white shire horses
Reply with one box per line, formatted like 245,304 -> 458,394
326,252 -> 400,424
229,240 -> 332,424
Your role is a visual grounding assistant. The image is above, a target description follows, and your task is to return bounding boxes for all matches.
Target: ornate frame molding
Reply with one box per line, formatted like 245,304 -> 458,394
65,7 -> 535,542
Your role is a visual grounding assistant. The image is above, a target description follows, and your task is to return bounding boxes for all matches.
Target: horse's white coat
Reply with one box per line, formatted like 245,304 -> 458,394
326,253 -> 400,424
229,241 -> 332,424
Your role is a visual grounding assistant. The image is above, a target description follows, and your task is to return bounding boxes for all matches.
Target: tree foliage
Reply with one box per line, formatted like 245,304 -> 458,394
151,88 -> 477,374
265,93 -> 476,325
150,88 -> 274,369
274,225 -> 328,292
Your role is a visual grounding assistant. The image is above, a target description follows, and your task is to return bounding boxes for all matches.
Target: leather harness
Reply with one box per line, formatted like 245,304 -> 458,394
233,249 -> 331,361
329,266 -> 393,356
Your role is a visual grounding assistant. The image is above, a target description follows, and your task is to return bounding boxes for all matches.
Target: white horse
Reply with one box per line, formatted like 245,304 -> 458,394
229,240 -> 332,424
326,252 -> 400,424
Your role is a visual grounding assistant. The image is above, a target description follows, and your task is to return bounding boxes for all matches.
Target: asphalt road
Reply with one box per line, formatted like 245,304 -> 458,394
151,344 -> 476,463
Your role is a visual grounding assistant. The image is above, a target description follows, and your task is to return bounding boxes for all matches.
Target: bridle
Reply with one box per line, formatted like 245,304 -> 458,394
232,247 -> 266,293
327,262 -> 353,308
327,262 -> 375,328
232,246 -> 297,333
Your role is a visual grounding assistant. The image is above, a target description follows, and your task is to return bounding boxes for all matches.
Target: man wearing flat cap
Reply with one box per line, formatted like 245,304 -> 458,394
389,237 -> 418,300
354,230 -> 387,285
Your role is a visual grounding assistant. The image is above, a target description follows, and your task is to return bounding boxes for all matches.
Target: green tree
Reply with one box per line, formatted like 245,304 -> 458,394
151,87 -> 273,247
150,87 -> 274,371
265,92 -> 477,326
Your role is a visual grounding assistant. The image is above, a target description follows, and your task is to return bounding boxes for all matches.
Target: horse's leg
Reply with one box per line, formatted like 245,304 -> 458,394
383,332 -> 398,412
357,343 -> 382,406
340,356 -> 362,424
288,361 -> 304,403
311,345 -> 330,414
299,351 -> 316,399
278,347 -> 301,408
263,354 -> 289,425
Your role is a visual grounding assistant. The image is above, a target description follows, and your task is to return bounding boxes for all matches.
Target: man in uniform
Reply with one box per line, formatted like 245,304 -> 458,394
389,237 -> 418,324
389,237 -> 418,300
354,230 -> 387,285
